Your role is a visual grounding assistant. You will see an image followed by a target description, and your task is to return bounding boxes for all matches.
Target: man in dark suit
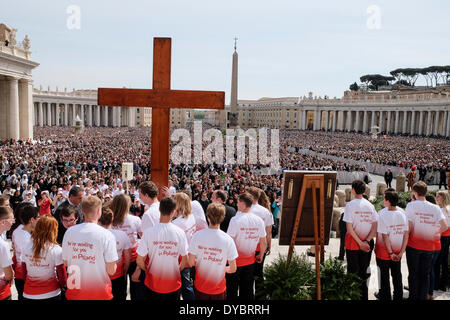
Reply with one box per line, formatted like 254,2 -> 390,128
211,189 -> 236,232
53,186 -> 84,223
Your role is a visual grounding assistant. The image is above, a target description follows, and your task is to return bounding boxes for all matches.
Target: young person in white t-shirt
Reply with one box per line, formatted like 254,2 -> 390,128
99,207 -> 131,301
247,187 -> 273,300
180,189 -> 208,232
375,189 -> 409,300
343,180 -> 378,300
22,215 -> 67,300
62,196 -> 118,300
0,207 -> 14,300
139,181 -> 160,233
173,192 -> 197,301
226,192 -> 266,300
405,182 -> 447,300
110,193 -> 142,300
12,205 -> 39,300
435,190 -> 450,291
136,197 -> 189,300
189,202 -> 238,300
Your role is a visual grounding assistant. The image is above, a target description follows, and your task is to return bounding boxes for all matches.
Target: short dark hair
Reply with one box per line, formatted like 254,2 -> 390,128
214,190 -> 227,203
351,180 -> 366,195
60,205 -> 78,219
238,192 -> 253,208
412,181 -> 427,197
138,181 -> 158,199
19,205 -> 39,225
159,197 -> 176,216
384,190 -> 399,207
69,186 -> 84,198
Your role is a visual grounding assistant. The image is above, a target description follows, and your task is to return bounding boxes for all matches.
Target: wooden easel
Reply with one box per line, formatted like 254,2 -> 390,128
286,174 -> 325,300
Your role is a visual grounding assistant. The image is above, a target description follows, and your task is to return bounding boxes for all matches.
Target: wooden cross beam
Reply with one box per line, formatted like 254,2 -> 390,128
97,37 -> 225,194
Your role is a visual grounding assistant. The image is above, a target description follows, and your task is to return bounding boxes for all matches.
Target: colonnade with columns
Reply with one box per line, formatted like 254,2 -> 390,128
33,102 -> 136,127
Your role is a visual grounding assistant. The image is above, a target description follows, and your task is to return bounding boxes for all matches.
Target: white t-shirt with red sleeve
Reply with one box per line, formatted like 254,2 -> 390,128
172,214 -> 197,246
12,225 -> 30,280
136,222 -> 188,294
113,214 -> 142,262
0,237 -> 13,300
375,207 -> 408,260
227,211 -> 266,267
62,222 -> 118,300
343,198 -> 378,250
440,205 -> 450,237
189,228 -> 238,295
22,242 -> 63,299
108,228 -> 131,280
141,202 -> 160,232
406,200 -> 446,251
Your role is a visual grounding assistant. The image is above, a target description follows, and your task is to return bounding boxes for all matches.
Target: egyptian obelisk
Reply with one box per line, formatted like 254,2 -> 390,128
228,37 -> 239,128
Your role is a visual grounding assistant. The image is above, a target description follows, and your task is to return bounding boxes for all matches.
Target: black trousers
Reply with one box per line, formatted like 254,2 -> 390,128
127,260 -> 146,301
14,278 -> 24,300
254,251 -> 267,300
406,246 -> 433,300
226,263 -> 255,300
111,275 -> 127,301
346,240 -> 374,300
376,257 -> 403,300
338,215 -> 347,259
435,236 -> 450,289
439,180 -> 448,189
143,285 -> 180,301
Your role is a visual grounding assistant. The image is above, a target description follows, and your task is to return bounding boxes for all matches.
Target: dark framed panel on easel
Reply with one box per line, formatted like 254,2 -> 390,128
279,171 -> 337,246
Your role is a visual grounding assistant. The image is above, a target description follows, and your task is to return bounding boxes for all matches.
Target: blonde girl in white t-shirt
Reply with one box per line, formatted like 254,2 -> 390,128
436,190 -> 450,291
173,192 -> 196,301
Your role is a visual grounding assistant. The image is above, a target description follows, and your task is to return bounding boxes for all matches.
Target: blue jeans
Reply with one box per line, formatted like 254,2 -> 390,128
180,267 -> 195,301
406,246 -> 433,300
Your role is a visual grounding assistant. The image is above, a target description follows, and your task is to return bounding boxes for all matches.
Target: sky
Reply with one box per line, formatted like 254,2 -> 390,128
2,0 -> 450,102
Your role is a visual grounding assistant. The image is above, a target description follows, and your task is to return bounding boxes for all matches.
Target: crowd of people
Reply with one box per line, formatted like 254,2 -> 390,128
0,126 -> 449,301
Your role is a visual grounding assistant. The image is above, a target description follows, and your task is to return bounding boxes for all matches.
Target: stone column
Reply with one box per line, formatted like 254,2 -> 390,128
72,104 -> 77,126
117,107 -> 122,127
410,111 -> 416,135
324,111 -> 329,131
370,111 -> 375,132
418,111 -> 424,135
87,105 -> 92,126
355,110 -> 360,132
8,77 -> 20,140
313,110 -> 319,130
64,104 -> 69,126
38,102 -> 44,127
394,111 -> 399,134
46,103 -> 52,126
339,110 -> 344,131
386,111 -> 391,134
301,109 -> 306,130
362,111 -> 368,133
447,111 -> 450,137
54,104 -> 59,126
331,111 -> 337,131
378,111 -> 384,132
426,110 -> 432,136
18,79 -> 34,140
402,111 -> 408,134
347,111 -> 352,132
96,106 -> 101,127
104,106 -> 109,126
433,111 -> 439,136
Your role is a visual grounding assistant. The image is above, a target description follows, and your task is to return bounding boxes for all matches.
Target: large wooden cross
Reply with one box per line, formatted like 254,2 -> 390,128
98,37 -> 225,193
